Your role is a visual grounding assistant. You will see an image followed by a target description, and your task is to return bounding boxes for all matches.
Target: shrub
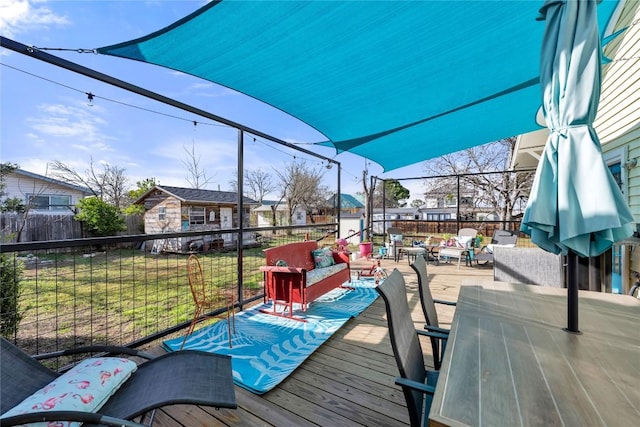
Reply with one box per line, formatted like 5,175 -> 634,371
0,254 -> 24,338
75,197 -> 126,237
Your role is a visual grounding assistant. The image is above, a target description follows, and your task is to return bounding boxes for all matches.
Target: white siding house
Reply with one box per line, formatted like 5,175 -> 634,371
511,1 -> 640,293
253,202 -> 306,227
513,1 -> 640,217
1,168 -> 92,214
596,0 -> 640,217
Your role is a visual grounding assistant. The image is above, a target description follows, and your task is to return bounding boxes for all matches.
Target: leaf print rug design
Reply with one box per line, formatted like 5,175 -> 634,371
163,279 -> 378,394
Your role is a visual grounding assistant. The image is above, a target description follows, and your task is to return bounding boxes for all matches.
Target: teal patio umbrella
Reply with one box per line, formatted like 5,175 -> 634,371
521,0 -> 633,332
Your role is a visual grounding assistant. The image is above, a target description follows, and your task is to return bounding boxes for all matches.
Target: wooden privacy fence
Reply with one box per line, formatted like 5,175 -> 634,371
0,213 -> 142,242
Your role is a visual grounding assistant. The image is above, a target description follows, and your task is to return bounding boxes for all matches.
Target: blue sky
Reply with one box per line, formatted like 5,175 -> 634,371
1,0 -> 427,201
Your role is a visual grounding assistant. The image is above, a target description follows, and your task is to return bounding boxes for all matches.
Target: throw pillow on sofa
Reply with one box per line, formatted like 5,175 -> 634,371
311,247 -> 335,268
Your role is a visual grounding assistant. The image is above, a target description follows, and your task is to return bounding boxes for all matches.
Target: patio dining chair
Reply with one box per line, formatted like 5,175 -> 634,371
409,254 -> 454,370
387,227 -> 404,261
376,269 -> 440,427
181,254 -> 235,350
0,337 -> 236,427
438,228 -> 477,267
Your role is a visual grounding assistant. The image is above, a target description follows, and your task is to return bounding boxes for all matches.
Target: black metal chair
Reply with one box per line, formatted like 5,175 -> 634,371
376,269 -> 440,427
409,254 -> 453,370
1,338 -> 236,427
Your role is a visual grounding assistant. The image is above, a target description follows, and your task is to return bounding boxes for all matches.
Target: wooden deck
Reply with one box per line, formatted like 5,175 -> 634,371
149,258 -> 494,426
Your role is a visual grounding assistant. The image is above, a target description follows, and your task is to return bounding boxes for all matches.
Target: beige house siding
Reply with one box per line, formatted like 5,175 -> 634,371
139,188 -> 257,253
144,194 -> 182,234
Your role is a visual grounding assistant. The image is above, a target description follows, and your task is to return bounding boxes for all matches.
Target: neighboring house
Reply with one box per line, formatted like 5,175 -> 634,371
133,185 -> 259,253
325,193 -> 365,215
421,183 -> 496,221
371,207 -> 424,234
253,200 -> 306,227
1,168 -> 92,214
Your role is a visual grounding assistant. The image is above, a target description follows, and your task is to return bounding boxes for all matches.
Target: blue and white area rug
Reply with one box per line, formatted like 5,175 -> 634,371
163,279 -> 378,394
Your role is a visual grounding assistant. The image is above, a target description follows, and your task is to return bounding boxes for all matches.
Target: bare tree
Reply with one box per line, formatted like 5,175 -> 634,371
274,161 -> 325,225
50,159 -> 129,209
246,169 -> 275,203
422,137 -> 533,226
182,142 -> 213,189
229,168 -> 275,203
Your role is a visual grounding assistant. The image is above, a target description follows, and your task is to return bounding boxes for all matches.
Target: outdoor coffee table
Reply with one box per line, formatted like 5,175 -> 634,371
397,246 -> 426,264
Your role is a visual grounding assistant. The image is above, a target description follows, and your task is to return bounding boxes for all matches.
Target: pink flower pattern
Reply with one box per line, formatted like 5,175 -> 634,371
2,356 -> 137,427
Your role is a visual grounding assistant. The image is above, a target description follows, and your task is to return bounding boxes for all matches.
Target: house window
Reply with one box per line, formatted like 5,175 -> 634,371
604,147 -> 625,194
296,211 -> 302,221
460,197 -> 473,207
444,196 -> 456,207
189,207 -> 205,225
426,213 -> 451,221
158,206 -> 166,221
28,194 -> 71,211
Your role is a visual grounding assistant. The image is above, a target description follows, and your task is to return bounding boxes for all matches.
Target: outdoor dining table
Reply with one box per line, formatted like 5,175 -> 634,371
429,280 -> 640,427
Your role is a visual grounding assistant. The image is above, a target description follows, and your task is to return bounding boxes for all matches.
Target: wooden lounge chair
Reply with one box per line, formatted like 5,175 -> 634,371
409,255 -> 453,370
376,269 -> 439,427
1,338 -> 236,427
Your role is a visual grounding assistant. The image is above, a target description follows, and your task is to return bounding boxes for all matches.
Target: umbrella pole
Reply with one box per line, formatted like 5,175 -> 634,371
564,251 -> 582,334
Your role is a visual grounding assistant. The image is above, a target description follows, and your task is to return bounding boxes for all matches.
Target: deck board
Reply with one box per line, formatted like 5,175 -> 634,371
150,259 -> 493,426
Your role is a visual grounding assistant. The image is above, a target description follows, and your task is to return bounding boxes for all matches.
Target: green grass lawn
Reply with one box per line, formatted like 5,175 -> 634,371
17,245 -> 268,348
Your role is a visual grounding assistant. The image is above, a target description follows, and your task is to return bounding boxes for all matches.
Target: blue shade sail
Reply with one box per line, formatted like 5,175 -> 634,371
520,0 -> 633,258
96,1 -> 620,172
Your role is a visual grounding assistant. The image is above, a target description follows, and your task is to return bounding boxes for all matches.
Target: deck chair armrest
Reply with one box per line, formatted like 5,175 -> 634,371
394,377 -> 436,395
417,329 -> 449,341
423,325 -> 450,335
0,411 -> 146,427
433,298 -> 457,306
33,345 -> 155,361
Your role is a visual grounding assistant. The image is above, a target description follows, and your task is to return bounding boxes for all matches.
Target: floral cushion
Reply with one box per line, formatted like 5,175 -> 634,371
275,259 -> 288,267
456,236 -> 474,248
311,247 -> 335,268
1,357 -> 137,427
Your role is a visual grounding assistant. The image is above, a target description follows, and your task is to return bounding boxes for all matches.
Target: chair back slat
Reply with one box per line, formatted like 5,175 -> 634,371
410,255 -> 440,328
410,255 -> 445,369
376,269 -> 426,427
187,254 -> 208,306
491,230 -> 518,245
1,338 -> 59,414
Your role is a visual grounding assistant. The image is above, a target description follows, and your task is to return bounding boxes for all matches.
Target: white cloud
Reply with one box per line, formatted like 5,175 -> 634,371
26,102 -> 115,151
0,0 -> 69,38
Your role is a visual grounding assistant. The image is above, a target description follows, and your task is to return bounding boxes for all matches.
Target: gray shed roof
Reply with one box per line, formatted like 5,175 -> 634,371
134,185 -> 258,205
